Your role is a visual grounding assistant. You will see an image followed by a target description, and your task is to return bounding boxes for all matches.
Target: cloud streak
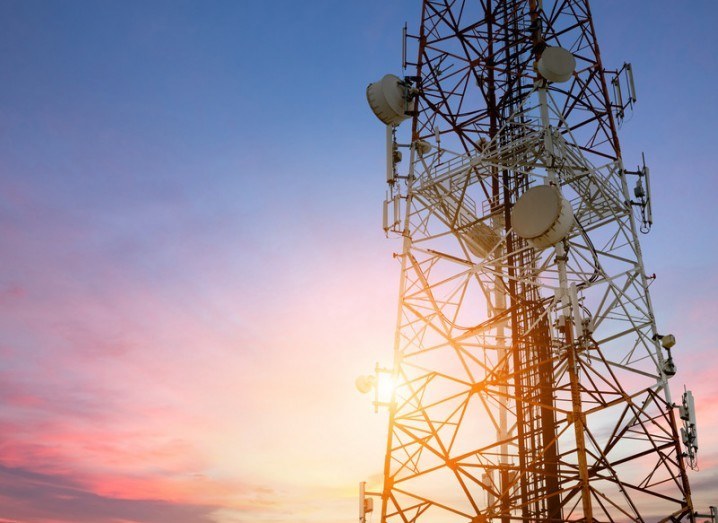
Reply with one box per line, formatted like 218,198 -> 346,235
0,465 -> 218,523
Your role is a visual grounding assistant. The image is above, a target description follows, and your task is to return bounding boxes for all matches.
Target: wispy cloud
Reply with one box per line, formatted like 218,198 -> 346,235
0,465 -> 218,523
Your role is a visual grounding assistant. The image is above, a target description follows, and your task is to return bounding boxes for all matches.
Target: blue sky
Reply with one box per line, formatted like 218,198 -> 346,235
0,1 -> 716,521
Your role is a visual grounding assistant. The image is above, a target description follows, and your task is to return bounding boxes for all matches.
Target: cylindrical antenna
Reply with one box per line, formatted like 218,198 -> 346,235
627,63 -> 637,103
386,125 -> 395,184
402,23 -> 407,71
643,153 -> 652,226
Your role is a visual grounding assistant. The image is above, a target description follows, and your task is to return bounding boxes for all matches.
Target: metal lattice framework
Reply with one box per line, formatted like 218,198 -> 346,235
373,1 -> 696,522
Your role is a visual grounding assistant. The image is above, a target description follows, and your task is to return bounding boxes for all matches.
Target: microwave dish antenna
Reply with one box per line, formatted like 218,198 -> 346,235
537,46 -> 576,83
366,74 -> 414,126
511,185 -> 574,249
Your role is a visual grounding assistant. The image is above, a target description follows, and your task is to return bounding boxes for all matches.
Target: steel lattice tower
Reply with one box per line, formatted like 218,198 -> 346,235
362,1 -> 707,522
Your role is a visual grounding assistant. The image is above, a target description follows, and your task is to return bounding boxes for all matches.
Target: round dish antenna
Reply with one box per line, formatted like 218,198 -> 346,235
367,74 -> 414,126
511,185 -> 574,249
355,375 -> 376,394
538,46 -> 576,83
463,222 -> 500,258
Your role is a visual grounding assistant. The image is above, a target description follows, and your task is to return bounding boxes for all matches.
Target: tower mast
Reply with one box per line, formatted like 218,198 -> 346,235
363,1 -> 704,521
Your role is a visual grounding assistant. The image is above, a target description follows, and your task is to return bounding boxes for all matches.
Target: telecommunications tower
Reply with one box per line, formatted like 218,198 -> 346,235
359,1 -> 714,522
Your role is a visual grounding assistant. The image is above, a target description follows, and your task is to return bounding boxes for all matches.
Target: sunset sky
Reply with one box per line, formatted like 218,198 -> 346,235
0,1 -> 717,522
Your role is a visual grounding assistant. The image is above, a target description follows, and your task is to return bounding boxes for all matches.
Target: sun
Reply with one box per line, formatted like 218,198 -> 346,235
375,371 -> 396,405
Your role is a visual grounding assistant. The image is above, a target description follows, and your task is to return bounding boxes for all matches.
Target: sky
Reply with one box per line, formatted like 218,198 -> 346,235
0,1 -> 716,522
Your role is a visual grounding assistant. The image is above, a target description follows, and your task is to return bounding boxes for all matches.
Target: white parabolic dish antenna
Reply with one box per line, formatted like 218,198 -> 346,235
511,185 -> 574,249
538,46 -> 576,83
366,74 -> 413,126
355,375 -> 376,394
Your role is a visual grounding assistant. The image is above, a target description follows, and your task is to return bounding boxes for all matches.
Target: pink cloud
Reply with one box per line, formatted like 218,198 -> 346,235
0,463 -> 219,523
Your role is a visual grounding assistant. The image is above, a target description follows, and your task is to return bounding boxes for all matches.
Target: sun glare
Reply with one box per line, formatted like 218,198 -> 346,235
376,371 -> 396,405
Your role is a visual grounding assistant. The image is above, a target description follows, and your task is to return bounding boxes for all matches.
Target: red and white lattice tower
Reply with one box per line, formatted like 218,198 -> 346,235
360,1 -> 712,522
